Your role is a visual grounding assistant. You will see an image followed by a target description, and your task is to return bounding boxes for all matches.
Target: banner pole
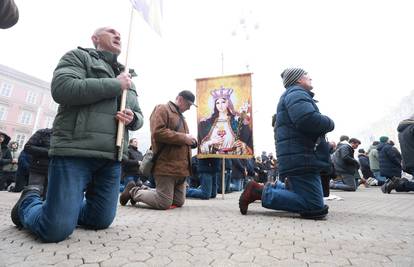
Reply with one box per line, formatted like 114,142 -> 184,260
116,7 -> 135,161
222,157 -> 225,199
221,51 -> 224,75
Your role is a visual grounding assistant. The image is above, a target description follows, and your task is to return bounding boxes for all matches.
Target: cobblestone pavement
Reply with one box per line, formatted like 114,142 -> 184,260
0,187 -> 413,267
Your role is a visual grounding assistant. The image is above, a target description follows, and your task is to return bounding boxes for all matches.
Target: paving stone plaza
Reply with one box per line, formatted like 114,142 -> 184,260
0,188 -> 413,266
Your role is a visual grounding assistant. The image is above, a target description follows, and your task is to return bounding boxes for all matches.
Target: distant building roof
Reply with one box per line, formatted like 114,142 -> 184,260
0,64 -> 49,90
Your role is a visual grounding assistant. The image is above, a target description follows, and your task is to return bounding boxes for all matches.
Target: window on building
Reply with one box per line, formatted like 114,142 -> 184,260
0,82 -> 13,97
45,116 -> 54,128
19,110 -> 33,125
15,133 -> 27,149
0,105 -> 7,120
26,91 -> 38,104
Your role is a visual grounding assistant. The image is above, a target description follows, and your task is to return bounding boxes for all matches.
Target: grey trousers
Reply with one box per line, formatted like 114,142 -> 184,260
130,175 -> 186,210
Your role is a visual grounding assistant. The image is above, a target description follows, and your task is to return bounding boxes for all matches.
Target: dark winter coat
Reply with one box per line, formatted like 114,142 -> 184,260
219,158 -> 232,172
246,158 -> 255,176
275,85 -> 335,177
377,142 -> 402,178
198,158 -> 220,173
358,154 -> 373,179
332,143 -> 360,175
0,0 -> 19,29
0,131 -> 12,170
231,158 -> 246,180
122,145 -> 143,177
397,119 -> 414,174
2,142 -> 19,172
320,142 -> 336,177
254,161 -> 267,183
24,128 -> 52,175
191,156 -> 199,177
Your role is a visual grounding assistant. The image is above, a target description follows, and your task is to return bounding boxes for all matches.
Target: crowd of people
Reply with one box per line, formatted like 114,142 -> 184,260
1,23 -> 413,244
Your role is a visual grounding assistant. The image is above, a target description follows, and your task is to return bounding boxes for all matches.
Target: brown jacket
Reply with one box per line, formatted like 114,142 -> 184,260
150,101 -> 192,177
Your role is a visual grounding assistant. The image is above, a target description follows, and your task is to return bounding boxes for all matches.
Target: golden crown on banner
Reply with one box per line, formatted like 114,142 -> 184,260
210,86 -> 233,100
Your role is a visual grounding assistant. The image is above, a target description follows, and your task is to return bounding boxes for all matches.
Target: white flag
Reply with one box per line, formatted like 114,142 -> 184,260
130,0 -> 163,35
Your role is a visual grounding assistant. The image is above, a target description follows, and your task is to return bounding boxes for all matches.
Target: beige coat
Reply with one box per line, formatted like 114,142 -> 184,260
150,101 -> 192,177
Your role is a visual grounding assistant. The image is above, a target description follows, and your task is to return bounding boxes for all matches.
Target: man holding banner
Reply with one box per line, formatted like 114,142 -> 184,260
11,27 -> 143,242
239,68 -> 334,219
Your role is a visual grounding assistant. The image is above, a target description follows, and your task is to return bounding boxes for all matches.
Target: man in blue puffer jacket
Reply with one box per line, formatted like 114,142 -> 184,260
239,68 -> 334,219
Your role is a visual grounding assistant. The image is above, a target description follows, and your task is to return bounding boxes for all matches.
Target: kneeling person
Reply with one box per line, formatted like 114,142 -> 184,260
239,68 -> 334,219
11,27 -> 143,242
120,90 -> 197,209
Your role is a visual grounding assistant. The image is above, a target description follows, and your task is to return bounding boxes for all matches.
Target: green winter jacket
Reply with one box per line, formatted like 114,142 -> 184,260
49,47 -> 143,160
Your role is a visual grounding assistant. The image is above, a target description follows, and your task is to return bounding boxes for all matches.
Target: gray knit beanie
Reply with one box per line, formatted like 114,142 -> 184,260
280,68 -> 306,88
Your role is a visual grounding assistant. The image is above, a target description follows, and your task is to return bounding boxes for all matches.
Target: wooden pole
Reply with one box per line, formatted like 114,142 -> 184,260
116,7 -> 135,161
221,157 -> 225,199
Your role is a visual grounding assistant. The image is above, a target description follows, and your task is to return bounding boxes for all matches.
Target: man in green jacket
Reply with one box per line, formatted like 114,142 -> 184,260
11,27 -> 143,242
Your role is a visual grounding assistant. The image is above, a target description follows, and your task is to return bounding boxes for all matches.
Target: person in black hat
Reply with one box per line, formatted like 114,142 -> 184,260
178,90 -> 198,107
120,90 -> 197,210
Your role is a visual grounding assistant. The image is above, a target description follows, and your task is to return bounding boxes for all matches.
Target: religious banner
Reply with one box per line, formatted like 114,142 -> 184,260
196,73 -> 254,159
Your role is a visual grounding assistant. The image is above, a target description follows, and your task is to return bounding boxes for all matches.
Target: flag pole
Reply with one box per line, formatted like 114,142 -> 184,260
116,6 -> 135,161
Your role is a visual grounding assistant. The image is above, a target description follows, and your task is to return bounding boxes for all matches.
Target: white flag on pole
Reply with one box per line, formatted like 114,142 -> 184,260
130,0 -> 163,35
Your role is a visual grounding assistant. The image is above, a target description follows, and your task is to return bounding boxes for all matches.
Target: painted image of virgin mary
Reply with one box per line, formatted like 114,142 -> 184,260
198,87 -> 253,155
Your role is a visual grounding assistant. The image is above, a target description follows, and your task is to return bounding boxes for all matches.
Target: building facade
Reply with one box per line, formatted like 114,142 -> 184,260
357,90 -> 414,151
0,64 -> 57,151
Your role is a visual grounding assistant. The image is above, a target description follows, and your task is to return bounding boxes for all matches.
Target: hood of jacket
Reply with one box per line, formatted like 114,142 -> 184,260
358,154 -> 368,159
377,142 -> 386,151
397,119 -> 414,132
0,131 -> 11,148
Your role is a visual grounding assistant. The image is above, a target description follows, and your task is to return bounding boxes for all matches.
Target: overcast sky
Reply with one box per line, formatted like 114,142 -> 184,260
1,0 -> 413,154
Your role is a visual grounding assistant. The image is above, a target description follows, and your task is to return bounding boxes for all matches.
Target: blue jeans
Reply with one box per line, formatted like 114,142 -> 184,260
373,170 -> 386,185
186,172 -> 218,199
262,173 -> 324,213
230,178 -> 244,191
120,175 -> 139,192
331,173 -> 357,191
396,179 -> 414,192
19,156 -> 121,243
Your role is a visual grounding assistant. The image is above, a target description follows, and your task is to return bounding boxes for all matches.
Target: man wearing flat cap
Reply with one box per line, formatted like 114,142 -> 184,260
239,68 -> 335,219
120,90 -> 197,209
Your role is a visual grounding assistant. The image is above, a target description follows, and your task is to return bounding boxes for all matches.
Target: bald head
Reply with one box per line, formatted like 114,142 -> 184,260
91,27 -> 122,54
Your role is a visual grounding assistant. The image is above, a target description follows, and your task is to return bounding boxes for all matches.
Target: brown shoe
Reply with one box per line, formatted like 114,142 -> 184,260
239,180 -> 263,215
119,181 -> 136,206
